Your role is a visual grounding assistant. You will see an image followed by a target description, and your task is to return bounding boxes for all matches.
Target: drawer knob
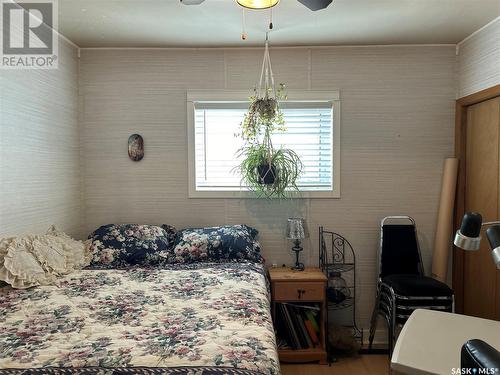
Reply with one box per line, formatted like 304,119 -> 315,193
297,289 -> 307,299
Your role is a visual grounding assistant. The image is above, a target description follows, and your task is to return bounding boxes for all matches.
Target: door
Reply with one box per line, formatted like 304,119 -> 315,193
463,96 -> 500,319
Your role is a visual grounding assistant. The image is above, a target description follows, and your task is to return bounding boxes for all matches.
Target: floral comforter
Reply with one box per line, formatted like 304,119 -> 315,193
0,263 -> 280,375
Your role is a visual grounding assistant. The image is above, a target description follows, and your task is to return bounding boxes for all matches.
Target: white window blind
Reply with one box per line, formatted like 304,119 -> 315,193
193,100 -> 334,193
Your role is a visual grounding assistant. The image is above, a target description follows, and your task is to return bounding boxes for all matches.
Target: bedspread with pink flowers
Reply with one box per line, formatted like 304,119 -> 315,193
0,263 -> 280,375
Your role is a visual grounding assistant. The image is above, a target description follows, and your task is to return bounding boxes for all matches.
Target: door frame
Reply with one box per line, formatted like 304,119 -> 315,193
453,84 -> 500,313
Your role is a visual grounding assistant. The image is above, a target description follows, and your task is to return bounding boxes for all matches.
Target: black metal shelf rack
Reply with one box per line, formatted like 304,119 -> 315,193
319,227 -> 363,355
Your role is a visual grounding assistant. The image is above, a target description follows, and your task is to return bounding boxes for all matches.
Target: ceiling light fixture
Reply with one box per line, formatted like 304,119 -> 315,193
237,0 -> 279,10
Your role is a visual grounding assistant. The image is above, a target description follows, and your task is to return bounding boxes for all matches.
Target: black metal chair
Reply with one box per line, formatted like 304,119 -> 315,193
461,340 -> 500,372
368,216 -> 454,353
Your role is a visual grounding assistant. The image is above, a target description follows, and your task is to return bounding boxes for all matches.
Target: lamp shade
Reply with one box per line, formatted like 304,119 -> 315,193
286,218 -> 307,240
454,212 -> 482,251
237,0 -> 279,9
460,212 -> 482,237
486,225 -> 500,269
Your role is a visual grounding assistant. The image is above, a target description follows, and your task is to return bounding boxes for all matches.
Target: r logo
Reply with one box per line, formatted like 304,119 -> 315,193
2,2 -> 53,54
0,0 -> 58,68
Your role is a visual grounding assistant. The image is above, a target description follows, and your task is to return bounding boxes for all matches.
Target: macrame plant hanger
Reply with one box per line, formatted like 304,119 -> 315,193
257,33 -> 276,100
256,33 -> 278,178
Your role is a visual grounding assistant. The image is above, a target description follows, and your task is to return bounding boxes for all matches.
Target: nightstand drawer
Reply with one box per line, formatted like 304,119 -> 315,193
273,281 -> 324,301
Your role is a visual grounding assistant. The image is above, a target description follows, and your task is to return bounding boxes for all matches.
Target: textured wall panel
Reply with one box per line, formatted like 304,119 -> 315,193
225,49 -> 310,89
79,46 -> 456,334
0,38 -> 81,238
457,18 -> 500,98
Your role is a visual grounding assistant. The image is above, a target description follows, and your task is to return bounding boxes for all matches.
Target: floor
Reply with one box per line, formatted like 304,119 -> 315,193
280,355 -> 389,375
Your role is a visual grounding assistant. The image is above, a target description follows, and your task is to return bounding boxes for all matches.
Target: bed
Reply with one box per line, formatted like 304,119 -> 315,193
0,262 -> 280,375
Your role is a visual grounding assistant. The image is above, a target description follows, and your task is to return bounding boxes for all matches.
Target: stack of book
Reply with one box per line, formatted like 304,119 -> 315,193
275,303 -> 321,350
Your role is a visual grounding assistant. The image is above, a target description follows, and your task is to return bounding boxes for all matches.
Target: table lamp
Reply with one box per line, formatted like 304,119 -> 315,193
286,218 -> 308,271
454,212 -> 500,269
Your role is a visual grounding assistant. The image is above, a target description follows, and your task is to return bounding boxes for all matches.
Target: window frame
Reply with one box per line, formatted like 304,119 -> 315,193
187,90 -> 341,199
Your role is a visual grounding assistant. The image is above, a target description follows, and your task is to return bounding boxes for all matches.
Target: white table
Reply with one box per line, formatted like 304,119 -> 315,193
391,309 -> 500,375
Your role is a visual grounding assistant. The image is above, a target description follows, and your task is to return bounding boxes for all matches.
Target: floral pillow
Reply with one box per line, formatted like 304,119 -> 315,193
166,225 -> 263,264
87,224 -> 177,269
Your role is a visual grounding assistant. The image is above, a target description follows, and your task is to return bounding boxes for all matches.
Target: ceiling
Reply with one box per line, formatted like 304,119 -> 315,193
59,0 -> 500,48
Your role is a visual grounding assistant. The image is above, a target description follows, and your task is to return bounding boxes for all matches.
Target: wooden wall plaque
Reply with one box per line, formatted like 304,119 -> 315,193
128,134 -> 144,161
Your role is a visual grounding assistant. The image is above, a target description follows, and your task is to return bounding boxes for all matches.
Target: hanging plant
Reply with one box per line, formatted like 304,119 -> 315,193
236,133 -> 302,198
235,37 -> 303,199
240,84 -> 286,142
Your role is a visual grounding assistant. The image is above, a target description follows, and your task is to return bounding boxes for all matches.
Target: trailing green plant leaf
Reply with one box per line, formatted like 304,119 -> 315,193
239,84 -> 287,142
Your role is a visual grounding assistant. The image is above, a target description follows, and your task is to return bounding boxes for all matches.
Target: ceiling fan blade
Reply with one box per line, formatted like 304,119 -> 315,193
297,0 -> 333,11
180,0 -> 206,5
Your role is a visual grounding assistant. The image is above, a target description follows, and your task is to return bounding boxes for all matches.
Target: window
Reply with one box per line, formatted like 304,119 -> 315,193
187,91 -> 340,198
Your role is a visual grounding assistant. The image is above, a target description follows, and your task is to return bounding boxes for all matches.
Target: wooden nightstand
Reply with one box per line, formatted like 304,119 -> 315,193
268,267 -> 328,364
